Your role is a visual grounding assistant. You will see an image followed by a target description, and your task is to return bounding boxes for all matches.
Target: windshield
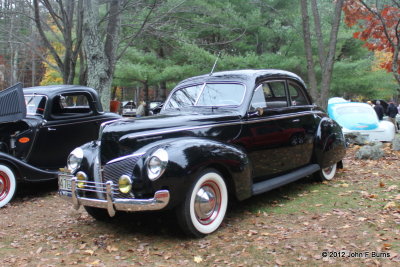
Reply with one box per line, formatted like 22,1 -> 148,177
335,106 -> 375,117
165,83 -> 245,109
24,95 -> 46,116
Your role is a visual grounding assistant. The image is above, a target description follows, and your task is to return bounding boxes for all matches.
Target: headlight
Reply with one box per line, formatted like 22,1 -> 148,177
147,148 -> 168,181
67,147 -> 83,172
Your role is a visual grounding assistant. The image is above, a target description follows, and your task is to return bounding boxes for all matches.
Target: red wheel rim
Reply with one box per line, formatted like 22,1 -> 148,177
0,171 -> 10,201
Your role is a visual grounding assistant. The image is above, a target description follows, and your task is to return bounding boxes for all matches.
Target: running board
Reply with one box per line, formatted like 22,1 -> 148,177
252,164 -> 320,196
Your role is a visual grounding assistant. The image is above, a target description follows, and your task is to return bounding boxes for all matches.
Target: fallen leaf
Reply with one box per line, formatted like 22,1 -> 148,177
106,246 -> 118,253
90,259 -> 101,265
384,202 -> 397,209
383,243 -> 392,250
84,249 -> 95,256
194,256 -> 203,263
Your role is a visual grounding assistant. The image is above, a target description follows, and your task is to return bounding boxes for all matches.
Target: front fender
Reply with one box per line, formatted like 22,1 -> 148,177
313,117 -> 346,168
134,137 -> 252,207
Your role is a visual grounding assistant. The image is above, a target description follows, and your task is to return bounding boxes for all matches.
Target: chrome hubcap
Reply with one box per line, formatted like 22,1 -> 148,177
194,182 -> 221,225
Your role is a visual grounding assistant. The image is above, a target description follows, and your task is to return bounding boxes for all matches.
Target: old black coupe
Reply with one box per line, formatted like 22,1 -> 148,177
59,69 -> 346,237
0,84 -> 120,207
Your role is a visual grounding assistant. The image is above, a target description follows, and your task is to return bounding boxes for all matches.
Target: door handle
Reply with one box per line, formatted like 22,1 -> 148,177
292,119 -> 300,123
47,127 -> 57,131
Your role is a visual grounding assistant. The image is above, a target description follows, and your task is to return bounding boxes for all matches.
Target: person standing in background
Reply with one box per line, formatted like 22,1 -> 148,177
387,101 -> 398,132
136,101 -> 146,117
373,100 -> 384,120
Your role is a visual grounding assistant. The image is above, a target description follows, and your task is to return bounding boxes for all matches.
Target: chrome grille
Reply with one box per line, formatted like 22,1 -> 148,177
102,155 -> 141,199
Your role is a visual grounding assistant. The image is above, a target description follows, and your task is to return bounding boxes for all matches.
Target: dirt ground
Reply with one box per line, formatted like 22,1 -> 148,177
0,145 -> 399,267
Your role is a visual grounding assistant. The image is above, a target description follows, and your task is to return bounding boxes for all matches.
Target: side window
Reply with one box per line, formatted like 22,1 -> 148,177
263,81 -> 288,108
288,83 -> 309,106
52,93 -> 92,117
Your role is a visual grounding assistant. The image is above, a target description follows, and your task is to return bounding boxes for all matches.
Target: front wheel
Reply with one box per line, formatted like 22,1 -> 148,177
176,169 -> 228,238
0,164 -> 17,208
315,163 -> 337,181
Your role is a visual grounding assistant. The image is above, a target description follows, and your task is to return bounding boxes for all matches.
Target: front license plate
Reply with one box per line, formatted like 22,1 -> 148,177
59,173 -> 73,191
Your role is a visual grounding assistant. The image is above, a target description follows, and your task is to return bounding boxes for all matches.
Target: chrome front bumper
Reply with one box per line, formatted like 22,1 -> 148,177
59,177 -> 170,217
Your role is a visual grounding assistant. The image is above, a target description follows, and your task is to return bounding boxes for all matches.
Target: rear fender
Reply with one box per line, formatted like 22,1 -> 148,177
313,117 -> 346,168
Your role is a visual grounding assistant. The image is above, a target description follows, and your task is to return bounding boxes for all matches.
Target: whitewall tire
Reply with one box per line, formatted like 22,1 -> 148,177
0,164 -> 17,208
177,169 -> 228,237
316,163 -> 337,181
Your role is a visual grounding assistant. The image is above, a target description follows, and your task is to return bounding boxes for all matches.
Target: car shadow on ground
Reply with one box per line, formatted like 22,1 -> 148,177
85,176 -> 318,239
14,180 -> 58,202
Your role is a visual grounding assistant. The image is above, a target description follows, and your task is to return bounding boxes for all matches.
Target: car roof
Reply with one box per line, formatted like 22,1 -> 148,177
23,85 -> 98,97
176,69 -> 306,87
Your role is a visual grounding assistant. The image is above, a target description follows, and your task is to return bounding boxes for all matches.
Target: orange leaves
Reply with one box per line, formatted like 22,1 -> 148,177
343,1 -> 400,74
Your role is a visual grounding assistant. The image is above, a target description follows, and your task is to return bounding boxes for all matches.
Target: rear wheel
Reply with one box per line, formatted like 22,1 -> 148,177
176,169 -> 228,237
315,163 -> 337,181
0,164 -> 17,208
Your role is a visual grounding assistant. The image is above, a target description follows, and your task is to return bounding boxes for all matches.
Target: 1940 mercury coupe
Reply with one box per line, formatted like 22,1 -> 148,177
58,69 -> 346,237
0,84 -> 120,207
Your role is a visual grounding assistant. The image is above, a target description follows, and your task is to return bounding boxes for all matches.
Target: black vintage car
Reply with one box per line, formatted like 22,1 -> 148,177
58,69 -> 346,237
0,83 -> 120,207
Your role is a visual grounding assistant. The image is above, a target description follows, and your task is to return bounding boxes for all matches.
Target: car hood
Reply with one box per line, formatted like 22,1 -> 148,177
335,113 -> 379,130
0,83 -> 27,124
99,109 -> 242,163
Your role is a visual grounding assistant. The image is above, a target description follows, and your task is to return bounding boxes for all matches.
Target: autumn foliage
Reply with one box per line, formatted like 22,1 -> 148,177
343,0 -> 400,73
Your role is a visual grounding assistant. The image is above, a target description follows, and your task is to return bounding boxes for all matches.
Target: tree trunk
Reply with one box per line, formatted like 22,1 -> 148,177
319,0 -> 344,108
300,0 -> 344,107
300,0 -> 319,104
82,0 -> 121,111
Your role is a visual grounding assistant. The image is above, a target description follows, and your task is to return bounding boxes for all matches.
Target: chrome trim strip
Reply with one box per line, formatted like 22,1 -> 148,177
106,152 -> 146,165
99,119 -> 121,139
125,110 -> 324,140
42,117 -> 115,128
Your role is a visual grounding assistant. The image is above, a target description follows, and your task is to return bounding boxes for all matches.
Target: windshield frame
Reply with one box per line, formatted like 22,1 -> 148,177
163,81 -> 247,111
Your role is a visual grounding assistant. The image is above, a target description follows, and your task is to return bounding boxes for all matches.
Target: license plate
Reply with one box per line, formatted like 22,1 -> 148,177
59,173 -> 73,191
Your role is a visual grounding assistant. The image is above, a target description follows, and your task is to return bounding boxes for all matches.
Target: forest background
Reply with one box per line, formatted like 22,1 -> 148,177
0,0 -> 399,110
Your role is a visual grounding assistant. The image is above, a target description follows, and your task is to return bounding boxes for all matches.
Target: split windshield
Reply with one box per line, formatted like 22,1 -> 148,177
165,83 -> 245,109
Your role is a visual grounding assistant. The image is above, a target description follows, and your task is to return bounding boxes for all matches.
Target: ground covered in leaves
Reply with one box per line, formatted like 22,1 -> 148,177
1,145 -> 399,266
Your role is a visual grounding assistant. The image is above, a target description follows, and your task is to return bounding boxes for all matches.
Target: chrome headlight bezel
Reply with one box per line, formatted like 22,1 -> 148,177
147,148 -> 168,181
67,147 -> 84,172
